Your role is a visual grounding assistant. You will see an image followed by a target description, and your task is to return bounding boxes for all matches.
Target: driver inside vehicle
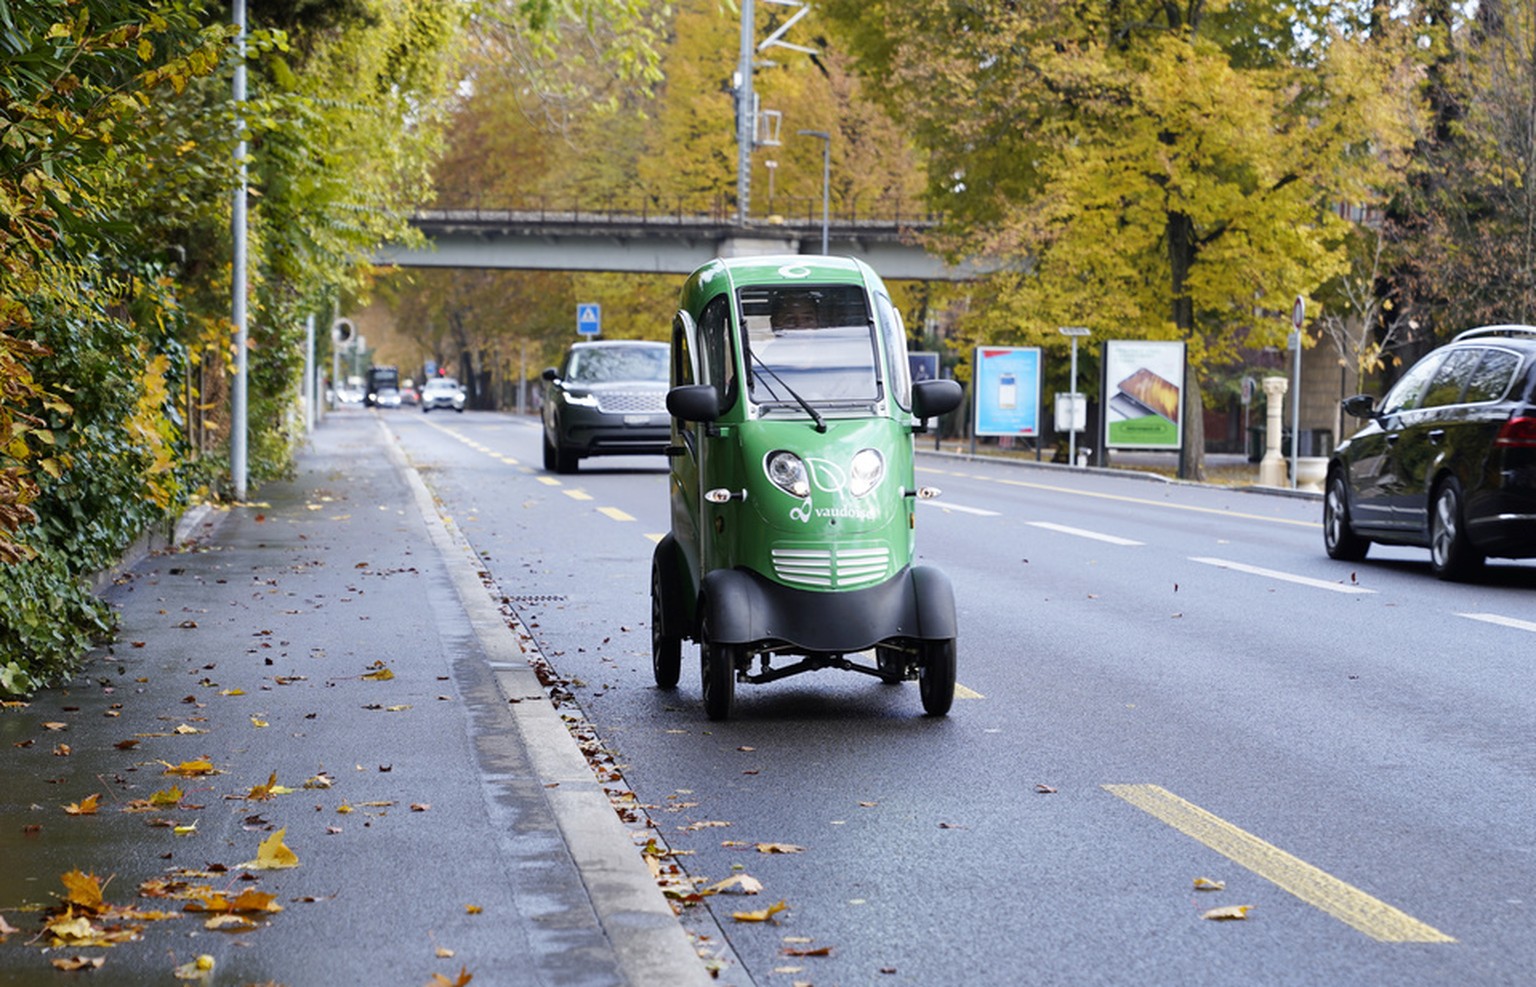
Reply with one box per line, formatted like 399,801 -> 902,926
770,291 -> 821,331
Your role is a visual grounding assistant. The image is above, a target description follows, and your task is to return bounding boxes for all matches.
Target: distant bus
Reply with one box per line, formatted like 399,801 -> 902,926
365,365 -> 399,407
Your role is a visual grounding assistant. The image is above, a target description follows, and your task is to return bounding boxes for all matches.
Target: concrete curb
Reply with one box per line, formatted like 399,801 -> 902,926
377,420 -> 714,987
916,447 -> 1325,501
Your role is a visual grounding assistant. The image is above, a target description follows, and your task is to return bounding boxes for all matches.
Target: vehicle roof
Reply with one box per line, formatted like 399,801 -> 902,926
1449,325 -> 1536,345
677,255 -> 883,313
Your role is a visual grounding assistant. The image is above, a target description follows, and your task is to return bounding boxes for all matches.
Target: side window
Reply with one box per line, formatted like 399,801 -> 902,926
874,293 -> 911,411
672,312 -> 695,387
1421,349 -> 1480,408
699,296 -> 738,410
1380,352 -> 1444,415
1463,348 -> 1521,403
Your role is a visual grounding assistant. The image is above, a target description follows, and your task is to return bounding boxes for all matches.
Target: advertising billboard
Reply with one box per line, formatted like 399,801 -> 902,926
1104,340 -> 1185,449
973,347 -> 1041,437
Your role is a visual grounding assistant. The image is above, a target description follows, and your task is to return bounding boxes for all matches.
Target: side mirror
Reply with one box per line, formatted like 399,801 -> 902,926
912,379 -> 963,420
541,367 -> 559,383
667,384 -> 722,423
1341,394 -> 1377,420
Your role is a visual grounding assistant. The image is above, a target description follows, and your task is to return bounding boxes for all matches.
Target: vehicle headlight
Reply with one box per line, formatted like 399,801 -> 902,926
564,390 -> 598,407
765,451 -> 810,498
848,448 -> 885,497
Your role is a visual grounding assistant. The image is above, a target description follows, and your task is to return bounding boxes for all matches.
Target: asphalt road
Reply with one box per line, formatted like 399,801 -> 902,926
388,408 -> 1536,987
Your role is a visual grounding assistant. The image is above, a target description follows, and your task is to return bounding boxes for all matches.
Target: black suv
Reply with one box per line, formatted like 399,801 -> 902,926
1324,325 -> 1536,579
541,341 -> 670,473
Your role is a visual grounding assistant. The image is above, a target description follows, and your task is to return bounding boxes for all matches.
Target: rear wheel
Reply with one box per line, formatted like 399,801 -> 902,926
1430,478 -> 1483,581
541,435 -> 557,471
1323,472 -> 1370,561
699,614 -> 739,721
917,638 -> 956,717
650,562 -> 681,689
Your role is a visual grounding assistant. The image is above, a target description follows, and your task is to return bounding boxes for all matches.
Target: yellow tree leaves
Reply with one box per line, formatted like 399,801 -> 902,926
240,828 -> 300,871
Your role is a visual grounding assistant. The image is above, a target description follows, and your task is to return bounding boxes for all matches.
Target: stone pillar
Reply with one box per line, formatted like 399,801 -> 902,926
1259,376 -> 1289,487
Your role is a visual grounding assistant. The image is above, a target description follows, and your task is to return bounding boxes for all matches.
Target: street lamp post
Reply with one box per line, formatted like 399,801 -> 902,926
797,129 -> 830,255
765,159 -> 777,214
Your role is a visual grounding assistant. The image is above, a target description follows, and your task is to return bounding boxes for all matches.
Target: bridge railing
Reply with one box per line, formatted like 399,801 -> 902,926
425,190 -> 943,230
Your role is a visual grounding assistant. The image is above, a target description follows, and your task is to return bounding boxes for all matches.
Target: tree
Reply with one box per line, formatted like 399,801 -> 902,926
822,1 -> 1417,477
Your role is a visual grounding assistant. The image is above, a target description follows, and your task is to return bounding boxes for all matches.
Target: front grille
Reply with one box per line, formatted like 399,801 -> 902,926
771,545 -> 891,588
595,391 -> 665,414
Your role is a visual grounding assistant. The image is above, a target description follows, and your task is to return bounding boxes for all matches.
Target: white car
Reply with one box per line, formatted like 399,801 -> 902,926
421,378 -> 466,413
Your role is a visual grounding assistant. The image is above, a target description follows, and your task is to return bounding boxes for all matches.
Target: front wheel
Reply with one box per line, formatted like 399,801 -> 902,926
1430,478 -> 1483,581
651,562 -> 681,689
542,434 -> 557,471
917,638 -> 956,717
699,615 -> 740,721
1323,472 -> 1370,561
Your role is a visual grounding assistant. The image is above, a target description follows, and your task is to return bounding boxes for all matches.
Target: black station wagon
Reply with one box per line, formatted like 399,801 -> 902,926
1324,325 -> 1536,579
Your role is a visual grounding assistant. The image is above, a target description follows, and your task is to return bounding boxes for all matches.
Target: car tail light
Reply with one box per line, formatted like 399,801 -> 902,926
1495,416 -> 1536,448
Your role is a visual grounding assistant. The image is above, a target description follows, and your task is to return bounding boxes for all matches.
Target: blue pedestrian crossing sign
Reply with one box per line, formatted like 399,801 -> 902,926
577,303 -> 601,336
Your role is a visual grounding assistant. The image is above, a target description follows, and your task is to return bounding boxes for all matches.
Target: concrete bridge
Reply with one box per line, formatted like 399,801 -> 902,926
375,206 -> 992,282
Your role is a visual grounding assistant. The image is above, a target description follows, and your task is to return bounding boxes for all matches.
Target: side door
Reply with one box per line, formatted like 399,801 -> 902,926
1348,352 -> 1443,533
669,312 -> 702,584
1389,348 -> 1479,531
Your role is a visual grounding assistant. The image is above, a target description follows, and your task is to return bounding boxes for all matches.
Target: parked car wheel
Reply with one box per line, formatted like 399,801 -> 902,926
1430,478 -> 1484,580
650,562 -> 681,689
1323,472 -> 1370,562
918,638 -> 956,717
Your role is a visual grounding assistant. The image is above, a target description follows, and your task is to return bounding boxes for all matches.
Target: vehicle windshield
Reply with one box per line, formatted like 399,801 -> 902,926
738,284 -> 879,407
567,346 -> 669,384
426,379 -> 459,390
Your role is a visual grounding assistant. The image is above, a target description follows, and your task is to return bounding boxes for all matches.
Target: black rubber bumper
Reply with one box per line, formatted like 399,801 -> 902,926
700,565 -> 956,652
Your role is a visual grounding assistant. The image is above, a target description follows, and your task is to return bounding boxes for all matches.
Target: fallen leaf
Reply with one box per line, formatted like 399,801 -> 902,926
239,828 -> 299,870
1202,904 -> 1253,921
250,716 -> 269,728
784,944 -> 833,957
204,914 -> 259,931
410,803 -> 431,812
64,794 -> 101,816
114,739 -> 140,751
172,954 -> 215,980
464,904 -> 482,915
218,688 -> 245,696
162,759 -> 217,777
435,947 -> 455,958
0,914 -> 18,936
705,874 -> 764,895
754,843 -> 805,854
50,956 -> 105,972
173,822 -> 198,836
53,743 -> 71,756
1034,784 -> 1057,794
302,773 -> 334,790
427,966 -> 473,987
61,870 -> 105,911
732,899 -> 788,923
150,786 -> 184,808
173,724 -> 203,735
362,664 -> 394,681
43,722 -> 68,731
1193,877 -> 1226,891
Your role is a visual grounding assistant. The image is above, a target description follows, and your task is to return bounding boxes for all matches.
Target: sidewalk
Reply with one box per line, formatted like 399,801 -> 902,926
0,412 -> 709,986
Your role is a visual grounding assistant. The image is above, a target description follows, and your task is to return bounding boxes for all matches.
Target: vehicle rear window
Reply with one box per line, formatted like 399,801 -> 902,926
1463,349 -> 1522,403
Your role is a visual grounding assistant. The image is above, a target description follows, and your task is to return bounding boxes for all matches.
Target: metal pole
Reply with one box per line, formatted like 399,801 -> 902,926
736,0 -> 755,221
230,0 -> 249,500
1068,336 -> 1079,466
1290,334 -> 1302,490
798,130 -> 831,255
303,314 -> 315,433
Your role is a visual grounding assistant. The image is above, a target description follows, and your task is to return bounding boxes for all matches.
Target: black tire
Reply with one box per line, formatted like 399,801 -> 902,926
918,638 -> 956,717
1323,472 -> 1370,562
651,562 -> 681,689
542,434 -> 557,471
1430,478 -> 1484,581
554,443 -> 579,474
875,645 -> 906,684
422,406 -> 429,414
699,614 -> 739,721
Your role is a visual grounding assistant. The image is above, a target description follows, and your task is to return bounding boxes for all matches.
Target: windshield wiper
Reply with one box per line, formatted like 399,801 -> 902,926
749,351 -> 826,432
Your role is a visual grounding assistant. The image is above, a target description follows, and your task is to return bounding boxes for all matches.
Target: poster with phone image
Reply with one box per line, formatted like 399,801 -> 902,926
1104,340 -> 1185,449
973,347 -> 1041,436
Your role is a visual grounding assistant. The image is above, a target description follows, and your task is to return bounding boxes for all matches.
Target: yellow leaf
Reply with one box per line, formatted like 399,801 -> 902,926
464,904 -> 482,915
249,716 -> 268,728
239,828 -> 299,870
1202,905 -> 1253,921
754,843 -> 805,854
204,914 -> 258,931
1193,877 -> 1226,891
218,688 -> 245,696
60,871 -> 105,911
732,899 -> 789,923
705,874 -> 764,895
64,794 -> 101,815
162,759 -> 216,777
47,916 -> 98,944
173,724 -> 203,734
51,956 -> 105,972
172,954 -> 215,979
435,947 -> 456,958
150,786 -> 183,807
427,966 -> 474,987
362,662 -> 394,681
173,822 -> 197,836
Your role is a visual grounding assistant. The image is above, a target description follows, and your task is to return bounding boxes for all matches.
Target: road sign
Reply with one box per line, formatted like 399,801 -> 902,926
1292,296 -> 1305,330
577,303 -> 601,336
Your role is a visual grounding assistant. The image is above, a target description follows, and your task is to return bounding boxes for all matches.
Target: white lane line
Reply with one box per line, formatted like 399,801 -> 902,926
1458,612 -> 1536,633
1027,521 -> 1143,546
1189,557 -> 1376,594
917,499 -> 1001,517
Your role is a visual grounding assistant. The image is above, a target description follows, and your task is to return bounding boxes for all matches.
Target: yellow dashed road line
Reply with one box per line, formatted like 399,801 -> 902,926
563,490 -> 594,502
1104,784 -> 1454,943
599,507 -> 636,522
537,476 -> 561,487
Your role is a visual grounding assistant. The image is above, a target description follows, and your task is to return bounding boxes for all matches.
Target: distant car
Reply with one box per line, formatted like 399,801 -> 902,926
1325,324 -> 1536,579
421,377 -> 466,413
541,341 -> 670,473
399,385 -> 419,406
374,387 -> 401,409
